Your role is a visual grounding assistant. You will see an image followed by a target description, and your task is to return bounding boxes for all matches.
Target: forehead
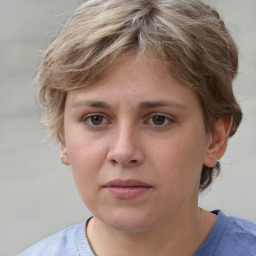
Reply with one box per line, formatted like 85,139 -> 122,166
65,53 -> 201,113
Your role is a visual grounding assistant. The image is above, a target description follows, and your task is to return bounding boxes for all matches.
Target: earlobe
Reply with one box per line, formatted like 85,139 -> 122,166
203,116 -> 233,167
60,141 -> 70,166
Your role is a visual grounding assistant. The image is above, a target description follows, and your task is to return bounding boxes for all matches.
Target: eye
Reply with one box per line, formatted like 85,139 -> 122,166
146,114 -> 174,126
90,115 -> 104,125
82,114 -> 109,127
152,115 -> 167,125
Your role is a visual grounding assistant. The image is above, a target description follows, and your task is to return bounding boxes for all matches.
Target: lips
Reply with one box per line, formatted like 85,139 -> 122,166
105,179 -> 151,187
103,179 -> 152,199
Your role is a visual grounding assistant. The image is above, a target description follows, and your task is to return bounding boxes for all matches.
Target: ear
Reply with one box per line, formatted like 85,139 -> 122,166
60,141 -> 70,166
203,116 -> 233,167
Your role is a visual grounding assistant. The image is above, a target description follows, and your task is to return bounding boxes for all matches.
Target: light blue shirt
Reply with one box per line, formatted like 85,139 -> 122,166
19,210 -> 256,256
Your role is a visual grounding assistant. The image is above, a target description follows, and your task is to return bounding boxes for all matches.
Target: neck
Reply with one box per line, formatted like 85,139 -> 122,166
87,207 -> 217,256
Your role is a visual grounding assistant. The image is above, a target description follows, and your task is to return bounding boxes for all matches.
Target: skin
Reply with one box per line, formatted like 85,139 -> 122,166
60,53 -> 232,255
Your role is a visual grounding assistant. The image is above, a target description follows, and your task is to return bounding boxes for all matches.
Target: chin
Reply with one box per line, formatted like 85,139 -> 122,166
98,208 -> 156,233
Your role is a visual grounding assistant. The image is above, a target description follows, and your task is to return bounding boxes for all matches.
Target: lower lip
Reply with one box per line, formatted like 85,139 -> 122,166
105,186 -> 152,199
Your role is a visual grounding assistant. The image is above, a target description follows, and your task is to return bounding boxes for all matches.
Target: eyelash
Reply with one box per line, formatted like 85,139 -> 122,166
80,114 -> 111,128
80,113 -> 175,129
145,114 -> 174,127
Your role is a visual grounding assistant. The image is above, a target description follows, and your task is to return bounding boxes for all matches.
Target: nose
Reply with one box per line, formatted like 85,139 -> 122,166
107,124 -> 145,167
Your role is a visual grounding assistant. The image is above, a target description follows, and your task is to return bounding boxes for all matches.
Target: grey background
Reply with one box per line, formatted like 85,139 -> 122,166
0,1 -> 255,255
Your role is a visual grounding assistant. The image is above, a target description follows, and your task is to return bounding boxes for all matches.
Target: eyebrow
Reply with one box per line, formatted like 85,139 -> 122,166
72,100 -> 186,110
139,100 -> 186,110
72,100 -> 111,109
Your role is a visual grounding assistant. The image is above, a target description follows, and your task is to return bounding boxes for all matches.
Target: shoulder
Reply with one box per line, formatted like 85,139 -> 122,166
18,221 -> 87,256
195,210 -> 256,256
225,214 -> 256,242
217,211 -> 256,255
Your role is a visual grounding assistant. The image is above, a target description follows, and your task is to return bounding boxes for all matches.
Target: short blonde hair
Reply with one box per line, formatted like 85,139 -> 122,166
35,0 -> 242,190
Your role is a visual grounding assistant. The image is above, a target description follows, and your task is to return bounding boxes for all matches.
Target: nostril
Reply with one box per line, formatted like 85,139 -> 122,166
110,159 -> 137,166
111,159 -> 118,165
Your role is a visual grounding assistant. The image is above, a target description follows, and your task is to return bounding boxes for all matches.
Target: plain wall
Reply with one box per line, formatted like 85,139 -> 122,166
1,1 -> 255,255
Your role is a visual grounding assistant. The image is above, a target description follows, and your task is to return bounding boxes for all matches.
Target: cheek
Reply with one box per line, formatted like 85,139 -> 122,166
150,143 -> 203,214
67,131 -> 107,166
150,132 -> 205,190
66,137 -> 107,193
69,144 -> 100,170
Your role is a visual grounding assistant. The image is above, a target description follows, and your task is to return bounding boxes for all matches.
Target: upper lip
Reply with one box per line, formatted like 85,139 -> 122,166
104,179 -> 151,187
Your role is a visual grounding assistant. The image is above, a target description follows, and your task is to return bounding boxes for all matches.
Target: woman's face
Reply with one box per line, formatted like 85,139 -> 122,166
60,53 -> 215,232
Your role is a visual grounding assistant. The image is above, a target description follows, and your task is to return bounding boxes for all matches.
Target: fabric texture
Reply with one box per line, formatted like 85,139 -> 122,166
19,210 -> 256,256
194,210 -> 256,256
